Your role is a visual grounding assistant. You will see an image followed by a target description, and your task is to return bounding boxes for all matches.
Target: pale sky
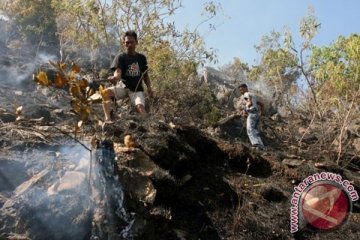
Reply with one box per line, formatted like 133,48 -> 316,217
170,0 -> 360,67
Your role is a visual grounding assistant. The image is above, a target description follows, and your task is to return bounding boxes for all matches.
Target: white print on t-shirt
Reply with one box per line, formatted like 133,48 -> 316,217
127,62 -> 141,77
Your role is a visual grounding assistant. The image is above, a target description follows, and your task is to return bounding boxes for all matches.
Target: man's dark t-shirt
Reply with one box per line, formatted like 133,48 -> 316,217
110,52 -> 148,92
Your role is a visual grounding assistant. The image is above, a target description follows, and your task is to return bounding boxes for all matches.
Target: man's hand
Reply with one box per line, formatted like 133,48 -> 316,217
107,75 -> 118,85
246,101 -> 252,108
108,68 -> 121,85
240,110 -> 248,117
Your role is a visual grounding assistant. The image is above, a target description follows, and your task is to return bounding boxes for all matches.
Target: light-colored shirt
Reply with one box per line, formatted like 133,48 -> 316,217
244,92 -> 258,113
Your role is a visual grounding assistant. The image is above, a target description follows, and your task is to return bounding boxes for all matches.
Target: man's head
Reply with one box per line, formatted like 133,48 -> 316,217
122,30 -> 138,54
238,83 -> 248,95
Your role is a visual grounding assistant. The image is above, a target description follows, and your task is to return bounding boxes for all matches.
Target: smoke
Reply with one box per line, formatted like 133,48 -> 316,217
0,144 -> 88,238
0,16 -> 59,86
0,14 -> 9,21
248,75 -> 275,102
0,52 -> 57,85
0,141 -> 131,239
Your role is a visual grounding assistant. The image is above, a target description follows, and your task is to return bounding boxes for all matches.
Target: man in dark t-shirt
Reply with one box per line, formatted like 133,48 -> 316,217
102,30 -> 153,121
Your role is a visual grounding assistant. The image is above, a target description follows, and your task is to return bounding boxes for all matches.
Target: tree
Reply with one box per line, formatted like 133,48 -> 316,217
311,34 -> 360,103
1,0 -> 59,56
245,8 -> 322,114
310,34 -> 360,163
250,31 -> 300,109
49,0 -> 218,68
251,7 -> 359,164
1,0 -> 223,126
220,57 -> 249,84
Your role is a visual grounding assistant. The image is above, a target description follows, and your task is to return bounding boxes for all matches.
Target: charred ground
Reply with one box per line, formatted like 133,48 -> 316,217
0,81 -> 359,240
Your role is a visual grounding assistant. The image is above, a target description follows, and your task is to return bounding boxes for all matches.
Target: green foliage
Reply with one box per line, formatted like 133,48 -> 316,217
251,8 -> 358,164
220,57 -> 249,84
173,80 -> 221,125
1,0 -> 59,54
1,0 -> 222,125
251,31 -> 300,107
311,34 -> 360,103
48,0 -> 218,68
299,7 -> 320,49
51,0 -> 116,54
248,8 -> 322,112
203,104 -> 222,125
1,0 -> 219,76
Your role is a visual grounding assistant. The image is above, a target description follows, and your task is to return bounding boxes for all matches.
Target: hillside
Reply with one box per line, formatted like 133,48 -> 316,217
0,80 -> 359,240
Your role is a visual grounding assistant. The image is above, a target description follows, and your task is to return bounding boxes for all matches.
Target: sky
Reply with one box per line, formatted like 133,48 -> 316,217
170,0 -> 360,67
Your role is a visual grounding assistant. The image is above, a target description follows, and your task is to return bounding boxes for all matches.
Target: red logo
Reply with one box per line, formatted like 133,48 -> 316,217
127,63 -> 140,77
301,182 -> 350,230
130,63 -> 138,71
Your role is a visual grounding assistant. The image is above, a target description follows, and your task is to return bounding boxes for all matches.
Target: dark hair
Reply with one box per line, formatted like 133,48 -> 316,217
239,83 -> 248,88
123,30 -> 138,42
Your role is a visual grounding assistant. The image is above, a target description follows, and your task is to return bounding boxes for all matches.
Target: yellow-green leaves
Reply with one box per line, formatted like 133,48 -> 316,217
311,34 -> 360,101
34,60 -> 100,133
33,71 -> 49,86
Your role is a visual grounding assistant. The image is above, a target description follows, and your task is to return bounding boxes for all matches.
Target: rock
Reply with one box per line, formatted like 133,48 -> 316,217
214,115 -> 247,140
0,167 -> 92,240
201,67 -> 234,105
282,159 -> 305,167
119,151 -> 157,175
179,174 -> 192,185
47,171 -> 86,195
118,167 -> 157,206
302,135 -> 318,144
314,162 -> 327,168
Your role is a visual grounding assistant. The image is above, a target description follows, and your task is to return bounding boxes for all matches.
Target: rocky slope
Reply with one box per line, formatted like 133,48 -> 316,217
0,80 -> 359,240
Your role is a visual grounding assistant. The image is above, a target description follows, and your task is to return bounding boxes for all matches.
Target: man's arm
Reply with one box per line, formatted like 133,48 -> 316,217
108,68 -> 121,85
245,96 -> 260,114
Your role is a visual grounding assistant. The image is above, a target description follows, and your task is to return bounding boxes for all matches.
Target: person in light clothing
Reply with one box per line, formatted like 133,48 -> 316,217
243,92 -> 264,150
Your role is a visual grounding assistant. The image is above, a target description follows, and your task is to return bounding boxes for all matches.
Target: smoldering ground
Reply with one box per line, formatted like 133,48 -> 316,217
0,141 -> 133,240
